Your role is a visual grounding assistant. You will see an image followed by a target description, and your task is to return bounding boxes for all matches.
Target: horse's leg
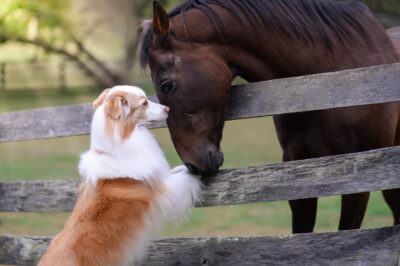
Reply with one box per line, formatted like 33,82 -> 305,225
280,152 -> 318,234
382,113 -> 400,225
382,189 -> 400,225
275,105 -> 398,234
289,198 -> 318,233
339,192 -> 370,230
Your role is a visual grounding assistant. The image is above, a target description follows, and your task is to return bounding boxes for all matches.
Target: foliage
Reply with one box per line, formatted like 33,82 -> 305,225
0,0 -> 184,87
0,0 -> 122,87
0,0 -> 70,44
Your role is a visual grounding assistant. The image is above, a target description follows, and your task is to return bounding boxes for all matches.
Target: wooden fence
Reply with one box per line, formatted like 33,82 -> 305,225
0,63 -> 399,265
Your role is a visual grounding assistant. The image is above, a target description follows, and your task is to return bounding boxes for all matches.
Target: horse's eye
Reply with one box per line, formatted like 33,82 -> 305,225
160,81 -> 176,95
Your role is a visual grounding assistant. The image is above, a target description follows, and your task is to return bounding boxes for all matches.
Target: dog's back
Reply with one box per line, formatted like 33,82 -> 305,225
39,179 -> 155,265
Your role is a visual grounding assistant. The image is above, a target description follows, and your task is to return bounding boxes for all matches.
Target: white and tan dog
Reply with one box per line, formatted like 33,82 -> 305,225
39,85 -> 201,266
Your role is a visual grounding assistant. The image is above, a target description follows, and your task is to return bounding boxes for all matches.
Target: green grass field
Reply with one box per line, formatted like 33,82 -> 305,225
0,88 -> 394,237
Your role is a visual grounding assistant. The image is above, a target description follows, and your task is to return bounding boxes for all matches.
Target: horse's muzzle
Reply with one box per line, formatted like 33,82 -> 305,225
208,149 -> 224,173
188,150 -> 224,178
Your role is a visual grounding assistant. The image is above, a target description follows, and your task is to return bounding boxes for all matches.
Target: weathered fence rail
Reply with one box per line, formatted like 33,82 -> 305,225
0,146 -> 399,212
1,63 -> 400,142
0,63 -> 399,265
1,226 -> 399,266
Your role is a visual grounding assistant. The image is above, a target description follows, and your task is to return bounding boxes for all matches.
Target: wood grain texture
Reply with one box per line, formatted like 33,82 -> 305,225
1,63 -> 400,142
1,226 -> 399,265
1,146 -> 399,212
0,179 -> 79,212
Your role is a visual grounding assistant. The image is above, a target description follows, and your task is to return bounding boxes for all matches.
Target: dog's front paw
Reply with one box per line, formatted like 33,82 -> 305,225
170,165 -> 188,174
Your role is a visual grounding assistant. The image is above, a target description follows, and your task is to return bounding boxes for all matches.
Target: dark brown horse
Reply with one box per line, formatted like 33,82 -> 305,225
140,0 -> 400,233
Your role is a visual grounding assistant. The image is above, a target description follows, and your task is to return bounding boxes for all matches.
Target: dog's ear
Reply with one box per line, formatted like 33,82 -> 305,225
93,88 -> 111,109
105,94 -> 123,119
105,93 -> 129,119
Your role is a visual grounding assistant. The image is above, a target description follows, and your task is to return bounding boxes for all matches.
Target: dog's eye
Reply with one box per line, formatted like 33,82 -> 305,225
160,81 -> 176,95
142,100 -> 148,106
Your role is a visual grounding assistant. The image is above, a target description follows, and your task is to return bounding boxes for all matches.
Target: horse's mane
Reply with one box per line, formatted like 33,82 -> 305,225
140,0 -> 377,68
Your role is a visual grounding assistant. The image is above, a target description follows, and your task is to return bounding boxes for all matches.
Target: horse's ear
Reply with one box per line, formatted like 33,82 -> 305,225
153,1 -> 169,44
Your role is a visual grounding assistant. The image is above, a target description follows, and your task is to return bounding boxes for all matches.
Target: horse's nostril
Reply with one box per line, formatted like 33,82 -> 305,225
208,150 -> 224,167
217,150 -> 224,166
185,163 -> 201,175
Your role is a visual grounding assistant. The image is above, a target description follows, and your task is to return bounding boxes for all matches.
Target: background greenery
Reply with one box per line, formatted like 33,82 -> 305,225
0,0 -> 396,238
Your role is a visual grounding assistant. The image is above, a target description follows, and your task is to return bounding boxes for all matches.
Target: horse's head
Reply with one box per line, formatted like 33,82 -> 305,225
141,2 -> 234,177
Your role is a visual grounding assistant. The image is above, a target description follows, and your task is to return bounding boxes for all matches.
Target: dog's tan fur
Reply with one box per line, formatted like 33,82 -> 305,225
39,179 -> 154,266
40,90 -> 154,266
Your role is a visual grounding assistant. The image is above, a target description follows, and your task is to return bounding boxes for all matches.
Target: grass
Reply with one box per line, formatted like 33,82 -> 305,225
0,87 -> 394,237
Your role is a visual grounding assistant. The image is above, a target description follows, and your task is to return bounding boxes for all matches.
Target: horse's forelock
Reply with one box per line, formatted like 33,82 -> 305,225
139,28 -> 154,69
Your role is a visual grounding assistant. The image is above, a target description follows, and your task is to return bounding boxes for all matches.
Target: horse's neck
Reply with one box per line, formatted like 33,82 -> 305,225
223,19 -> 398,83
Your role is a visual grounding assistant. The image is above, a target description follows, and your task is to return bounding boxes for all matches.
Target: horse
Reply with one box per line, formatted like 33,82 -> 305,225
139,0 -> 400,233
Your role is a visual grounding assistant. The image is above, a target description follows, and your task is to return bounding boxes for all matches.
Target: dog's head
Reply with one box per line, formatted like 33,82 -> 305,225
92,85 -> 169,141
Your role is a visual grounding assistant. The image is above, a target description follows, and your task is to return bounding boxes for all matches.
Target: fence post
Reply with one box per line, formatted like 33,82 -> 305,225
59,62 -> 66,91
0,63 -> 5,91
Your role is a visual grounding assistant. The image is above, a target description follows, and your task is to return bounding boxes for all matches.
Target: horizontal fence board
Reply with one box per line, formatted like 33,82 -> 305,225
0,104 -> 94,142
1,146 -> 399,212
0,102 -> 165,142
227,63 -> 400,120
1,63 -> 400,142
0,226 -> 399,265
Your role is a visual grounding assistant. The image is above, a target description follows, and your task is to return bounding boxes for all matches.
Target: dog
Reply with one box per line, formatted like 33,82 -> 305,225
39,85 -> 202,266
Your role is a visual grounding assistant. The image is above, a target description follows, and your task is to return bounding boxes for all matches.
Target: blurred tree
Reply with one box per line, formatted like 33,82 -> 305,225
0,0 -> 182,87
70,0 -> 180,84
0,0 -> 123,88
